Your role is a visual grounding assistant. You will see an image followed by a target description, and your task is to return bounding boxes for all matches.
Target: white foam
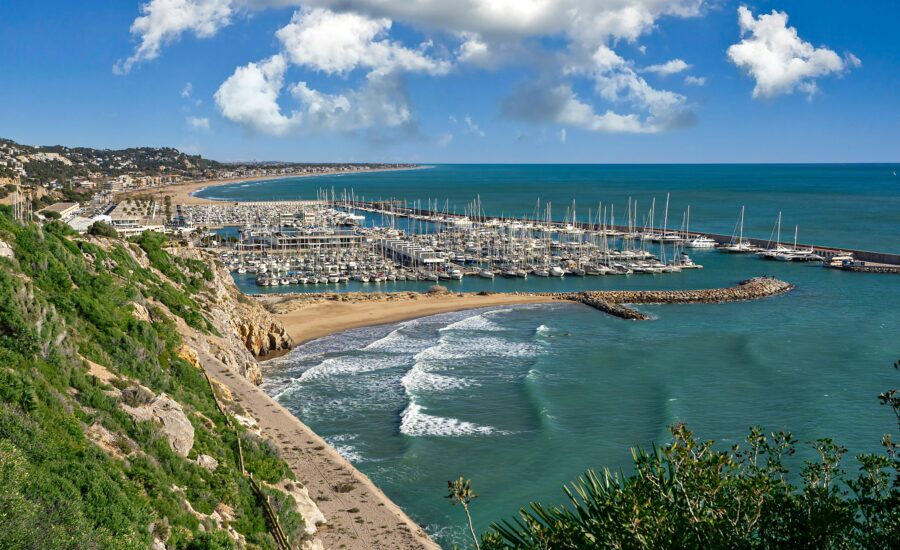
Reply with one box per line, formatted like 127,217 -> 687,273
299,353 -> 404,382
401,363 -> 471,393
363,322 -> 425,353
414,336 -> 540,362
439,311 -> 505,332
400,400 -> 496,437
324,434 -> 365,463
535,324 -> 551,334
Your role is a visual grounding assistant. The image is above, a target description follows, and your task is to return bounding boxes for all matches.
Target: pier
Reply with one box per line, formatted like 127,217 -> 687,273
341,200 -> 900,268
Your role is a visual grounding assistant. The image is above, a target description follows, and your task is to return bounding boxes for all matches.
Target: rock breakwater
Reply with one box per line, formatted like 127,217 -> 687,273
570,277 -> 794,320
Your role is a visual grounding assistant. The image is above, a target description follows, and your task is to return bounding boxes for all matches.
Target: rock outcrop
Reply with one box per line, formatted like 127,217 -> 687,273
232,307 -> 291,357
0,239 -> 13,259
122,392 -> 195,457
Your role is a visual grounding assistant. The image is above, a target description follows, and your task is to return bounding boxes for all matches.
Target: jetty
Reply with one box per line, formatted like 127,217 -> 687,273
566,276 -> 794,320
256,277 -> 795,327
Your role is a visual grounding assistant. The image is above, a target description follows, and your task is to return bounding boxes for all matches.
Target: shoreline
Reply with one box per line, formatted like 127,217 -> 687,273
257,292 -> 564,356
118,165 -> 431,206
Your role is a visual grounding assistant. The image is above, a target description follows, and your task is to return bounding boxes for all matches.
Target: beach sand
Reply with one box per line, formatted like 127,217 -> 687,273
260,292 -> 562,347
117,166 -> 427,206
200,345 -> 441,550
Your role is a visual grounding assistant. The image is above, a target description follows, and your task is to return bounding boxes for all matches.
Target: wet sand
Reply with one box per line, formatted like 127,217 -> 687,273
258,292 -> 562,347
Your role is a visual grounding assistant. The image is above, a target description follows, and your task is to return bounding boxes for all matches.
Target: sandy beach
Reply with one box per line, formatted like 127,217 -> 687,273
117,165 -> 428,206
257,292 -> 563,347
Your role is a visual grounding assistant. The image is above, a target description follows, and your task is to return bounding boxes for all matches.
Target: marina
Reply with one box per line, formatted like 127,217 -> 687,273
183,193 -> 898,293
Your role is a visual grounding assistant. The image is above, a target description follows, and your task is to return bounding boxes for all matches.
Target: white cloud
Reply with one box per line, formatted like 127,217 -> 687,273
214,55 -> 301,135
123,0 -> 709,135
464,115 -> 485,137
684,75 -> 706,86
502,83 -> 657,133
563,45 -> 693,131
643,58 -> 690,76
437,132 -> 454,146
115,0 -> 233,74
121,0 -> 705,71
186,116 -> 210,130
558,128 -> 567,143
276,8 -> 450,76
727,6 -> 857,98
181,82 -> 193,97
289,74 -> 413,132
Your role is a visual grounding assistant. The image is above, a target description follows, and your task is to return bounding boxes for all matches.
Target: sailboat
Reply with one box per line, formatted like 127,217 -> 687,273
718,206 -> 760,253
758,212 -> 793,260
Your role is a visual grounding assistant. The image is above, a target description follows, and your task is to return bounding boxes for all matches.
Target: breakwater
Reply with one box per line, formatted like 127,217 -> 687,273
567,277 -> 794,320
345,201 -> 900,266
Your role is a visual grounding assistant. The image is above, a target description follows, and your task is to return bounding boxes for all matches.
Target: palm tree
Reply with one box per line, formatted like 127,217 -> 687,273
447,476 -> 480,549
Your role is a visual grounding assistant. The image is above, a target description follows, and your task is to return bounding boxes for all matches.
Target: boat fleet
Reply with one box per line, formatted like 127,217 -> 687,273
202,192 -> 842,289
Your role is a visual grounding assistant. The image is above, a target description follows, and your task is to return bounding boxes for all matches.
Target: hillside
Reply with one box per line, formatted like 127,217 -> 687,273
0,208 -> 319,548
0,138 -> 221,185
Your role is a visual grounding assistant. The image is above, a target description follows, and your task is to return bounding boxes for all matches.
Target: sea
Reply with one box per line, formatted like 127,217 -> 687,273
198,165 -> 900,548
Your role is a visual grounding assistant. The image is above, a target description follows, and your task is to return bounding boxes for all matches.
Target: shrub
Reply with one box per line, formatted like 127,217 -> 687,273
88,221 -> 118,238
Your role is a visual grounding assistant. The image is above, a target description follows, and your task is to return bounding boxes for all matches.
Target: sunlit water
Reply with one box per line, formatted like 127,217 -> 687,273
201,166 -> 900,548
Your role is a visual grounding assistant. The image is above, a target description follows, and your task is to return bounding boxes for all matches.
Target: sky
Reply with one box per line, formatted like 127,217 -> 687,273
1,1 -> 897,163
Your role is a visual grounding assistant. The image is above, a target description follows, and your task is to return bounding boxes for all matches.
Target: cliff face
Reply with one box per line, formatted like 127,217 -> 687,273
156,247 -> 292,385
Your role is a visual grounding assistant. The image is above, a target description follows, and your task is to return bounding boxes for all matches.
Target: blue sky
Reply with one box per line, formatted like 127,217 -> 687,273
1,1 -> 897,163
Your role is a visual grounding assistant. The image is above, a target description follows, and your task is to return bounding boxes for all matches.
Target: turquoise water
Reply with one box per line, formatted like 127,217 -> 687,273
205,166 -> 900,548
197,164 -> 900,253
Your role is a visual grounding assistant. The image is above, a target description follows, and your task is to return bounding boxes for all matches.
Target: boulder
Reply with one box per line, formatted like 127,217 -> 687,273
122,393 -> 195,457
196,454 -> 219,472
0,239 -> 13,259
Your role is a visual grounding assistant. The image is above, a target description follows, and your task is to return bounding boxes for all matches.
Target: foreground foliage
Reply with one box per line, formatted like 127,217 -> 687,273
481,365 -> 899,549
0,209 -> 301,548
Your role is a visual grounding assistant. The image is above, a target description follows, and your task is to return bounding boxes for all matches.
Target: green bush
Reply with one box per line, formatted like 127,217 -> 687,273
88,221 -> 118,238
482,365 -> 900,549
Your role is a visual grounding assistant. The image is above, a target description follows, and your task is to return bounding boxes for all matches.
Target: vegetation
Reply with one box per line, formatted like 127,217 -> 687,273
478,362 -> 899,549
87,220 -> 119,238
448,476 -> 481,550
0,207 -> 303,548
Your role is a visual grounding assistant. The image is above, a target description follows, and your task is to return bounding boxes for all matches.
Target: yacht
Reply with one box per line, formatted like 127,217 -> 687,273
685,235 -> 717,248
549,266 -> 566,277
478,270 -> 495,279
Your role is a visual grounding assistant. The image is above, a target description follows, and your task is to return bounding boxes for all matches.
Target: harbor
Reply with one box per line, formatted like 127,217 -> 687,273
180,194 -> 899,293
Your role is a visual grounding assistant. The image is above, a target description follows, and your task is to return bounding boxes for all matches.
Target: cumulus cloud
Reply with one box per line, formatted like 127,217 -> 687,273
727,6 -> 858,98
276,8 -> 450,76
558,128 -> 567,143
289,74 -> 414,132
186,116 -> 210,130
123,0 -> 710,136
643,58 -> 690,75
214,55 -> 301,135
181,82 -> 193,97
561,45 -> 694,132
115,0 -> 233,74
503,83 -> 654,133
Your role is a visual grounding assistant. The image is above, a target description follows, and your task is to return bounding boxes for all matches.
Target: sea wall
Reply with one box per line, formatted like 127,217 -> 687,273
569,277 -> 794,319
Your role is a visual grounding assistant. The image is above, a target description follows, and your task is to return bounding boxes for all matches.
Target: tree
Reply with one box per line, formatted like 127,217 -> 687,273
87,221 -> 118,238
447,476 -> 480,550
